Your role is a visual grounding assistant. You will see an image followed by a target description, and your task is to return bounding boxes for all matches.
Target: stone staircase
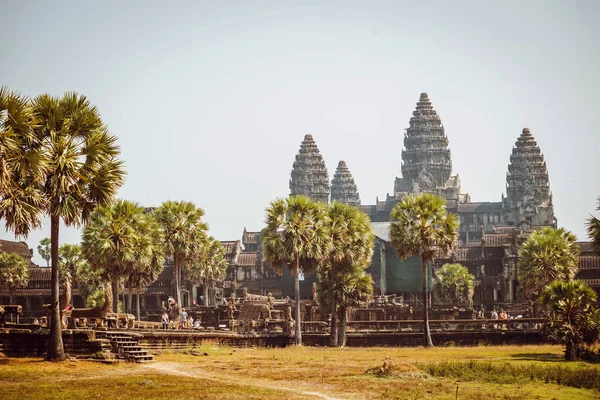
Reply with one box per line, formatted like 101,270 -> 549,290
96,331 -> 153,362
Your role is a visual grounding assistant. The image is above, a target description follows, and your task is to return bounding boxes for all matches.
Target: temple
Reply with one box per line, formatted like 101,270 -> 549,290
331,161 -> 361,206
289,134 -> 330,203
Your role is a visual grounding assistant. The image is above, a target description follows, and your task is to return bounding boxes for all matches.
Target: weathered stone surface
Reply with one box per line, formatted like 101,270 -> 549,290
289,134 -> 330,203
331,160 -> 361,206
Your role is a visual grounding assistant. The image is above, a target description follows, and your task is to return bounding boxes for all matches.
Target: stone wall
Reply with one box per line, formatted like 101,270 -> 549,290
0,329 -> 102,357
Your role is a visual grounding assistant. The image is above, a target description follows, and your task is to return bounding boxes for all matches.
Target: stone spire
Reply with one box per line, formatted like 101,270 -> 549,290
505,128 -> 554,226
331,160 -> 361,206
401,93 -> 452,191
289,134 -> 330,203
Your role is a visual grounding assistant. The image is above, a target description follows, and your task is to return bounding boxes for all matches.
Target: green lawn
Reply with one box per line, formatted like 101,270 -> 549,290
1,345 -> 598,399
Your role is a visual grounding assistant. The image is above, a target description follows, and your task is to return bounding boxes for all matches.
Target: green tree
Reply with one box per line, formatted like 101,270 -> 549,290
82,200 -> 157,315
317,201 -> 374,346
541,280 -> 600,361
154,201 -> 208,307
0,87 -> 47,238
58,244 -> 86,309
587,196 -> 600,253
0,251 -> 29,304
30,92 -> 125,361
38,238 -> 51,267
434,263 -> 474,307
262,195 -> 330,345
390,193 -> 458,347
188,237 -> 228,306
318,263 -> 373,346
75,261 -> 105,308
518,227 -> 580,311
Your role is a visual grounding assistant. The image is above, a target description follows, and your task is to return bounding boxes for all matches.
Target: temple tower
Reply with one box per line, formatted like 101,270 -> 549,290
504,128 -> 554,227
289,134 -> 330,203
331,160 -> 361,206
400,93 -> 452,192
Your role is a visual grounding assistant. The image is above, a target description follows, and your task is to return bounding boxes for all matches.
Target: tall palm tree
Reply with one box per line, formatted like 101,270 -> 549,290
188,236 -> 228,306
29,92 -> 125,361
433,263 -> 475,307
0,87 -> 47,238
154,201 -> 208,307
82,200 -> 154,315
262,195 -> 330,345
58,244 -> 86,309
518,227 -> 580,312
587,196 -> 600,253
38,238 -> 51,267
541,280 -> 600,361
390,193 -> 458,347
318,201 -> 374,346
0,251 -> 29,305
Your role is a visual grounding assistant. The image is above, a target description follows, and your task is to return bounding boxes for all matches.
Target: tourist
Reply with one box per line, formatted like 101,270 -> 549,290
180,308 -> 188,329
187,315 -> 193,328
490,309 -> 498,329
32,318 -> 39,325
161,311 -> 169,329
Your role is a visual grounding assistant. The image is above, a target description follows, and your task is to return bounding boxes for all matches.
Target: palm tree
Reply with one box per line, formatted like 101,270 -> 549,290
154,201 -> 208,307
434,263 -> 475,307
38,238 -> 51,267
587,196 -> 600,253
318,201 -> 374,346
541,280 -> 600,361
58,244 -> 86,309
390,193 -> 458,347
188,237 -> 228,306
82,200 -> 153,315
0,87 -> 47,238
29,92 -> 125,361
0,251 -> 29,305
518,227 -> 580,312
74,261 -> 105,308
262,195 -> 330,345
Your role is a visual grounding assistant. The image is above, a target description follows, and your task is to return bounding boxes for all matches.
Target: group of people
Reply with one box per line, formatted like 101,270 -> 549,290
161,307 -> 201,329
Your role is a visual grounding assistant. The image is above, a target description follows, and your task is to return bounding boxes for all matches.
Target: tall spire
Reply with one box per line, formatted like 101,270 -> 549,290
289,134 -> 330,203
331,160 -> 361,206
400,93 -> 452,191
505,128 -> 554,226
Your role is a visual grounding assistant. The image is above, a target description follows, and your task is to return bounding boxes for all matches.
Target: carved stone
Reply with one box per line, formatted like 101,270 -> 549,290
331,160 -> 361,205
289,134 -> 330,203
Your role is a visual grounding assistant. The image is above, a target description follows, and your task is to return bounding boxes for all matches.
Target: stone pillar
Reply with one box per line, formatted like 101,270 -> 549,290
493,287 -> 498,302
508,279 -> 514,302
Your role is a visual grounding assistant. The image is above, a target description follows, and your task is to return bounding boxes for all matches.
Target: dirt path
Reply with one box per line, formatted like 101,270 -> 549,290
142,361 -> 346,400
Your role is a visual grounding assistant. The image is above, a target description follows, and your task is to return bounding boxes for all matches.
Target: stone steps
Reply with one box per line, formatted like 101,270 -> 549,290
96,331 -> 153,363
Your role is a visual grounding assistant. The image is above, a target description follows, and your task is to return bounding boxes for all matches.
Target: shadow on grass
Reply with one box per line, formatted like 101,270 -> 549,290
509,353 -> 563,362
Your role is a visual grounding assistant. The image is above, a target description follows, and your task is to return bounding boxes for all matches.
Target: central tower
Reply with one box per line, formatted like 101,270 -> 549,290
400,93 -> 452,192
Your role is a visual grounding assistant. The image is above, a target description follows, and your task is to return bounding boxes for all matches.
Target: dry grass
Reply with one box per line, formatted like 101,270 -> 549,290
1,345 -> 599,399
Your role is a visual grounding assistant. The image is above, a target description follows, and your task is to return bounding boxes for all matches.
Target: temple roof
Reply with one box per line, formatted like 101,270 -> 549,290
289,134 -> 330,203
0,239 -> 32,258
457,202 -> 503,213
219,240 -> 241,263
237,252 -> 260,267
331,160 -> 361,206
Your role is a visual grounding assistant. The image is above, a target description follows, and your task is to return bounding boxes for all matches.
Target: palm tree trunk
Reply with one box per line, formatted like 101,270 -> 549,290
565,341 -> 577,361
329,267 -> 338,347
127,278 -> 133,315
46,212 -> 66,361
338,306 -> 347,347
60,280 -> 71,310
422,256 -> 434,347
294,256 -> 302,346
112,274 -> 119,313
102,282 -> 113,313
174,254 -> 182,307
136,293 -> 141,321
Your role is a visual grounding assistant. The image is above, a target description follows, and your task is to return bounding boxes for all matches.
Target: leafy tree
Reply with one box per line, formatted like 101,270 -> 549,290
0,251 -> 29,304
154,201 -> 208,307
58,244 -> 86,309
541,280 -> 600,361
318,263 -> 373,346
316,201 -> 374,346
434,263 -> 474,307
518,227 -> 580,312
262,196 -> 330,345
29,92 -> 125,361
0,87 -> 47,238
390,193 -> 458,347
75,261 -> 105,308
38,238 -> 51,267
82,200 -> 158,315
188,237 -> 228,306
587,196 -> 600,253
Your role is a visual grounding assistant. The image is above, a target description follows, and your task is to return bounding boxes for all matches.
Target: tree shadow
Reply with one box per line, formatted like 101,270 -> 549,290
509,353 -> 563,362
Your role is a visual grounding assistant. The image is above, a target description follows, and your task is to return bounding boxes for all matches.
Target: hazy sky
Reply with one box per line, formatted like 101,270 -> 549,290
1,1 -> 599,266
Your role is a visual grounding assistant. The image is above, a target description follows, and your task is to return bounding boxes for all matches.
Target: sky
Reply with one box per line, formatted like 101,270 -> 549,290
1,1 -> 599,266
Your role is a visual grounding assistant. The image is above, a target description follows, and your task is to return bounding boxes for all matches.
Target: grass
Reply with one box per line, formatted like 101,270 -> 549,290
1,345 -> 599,399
